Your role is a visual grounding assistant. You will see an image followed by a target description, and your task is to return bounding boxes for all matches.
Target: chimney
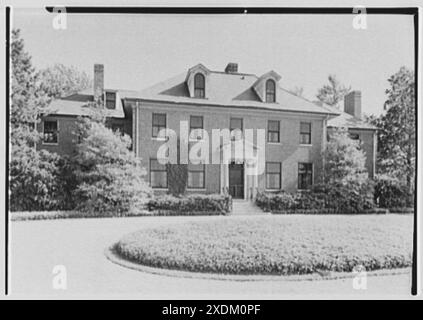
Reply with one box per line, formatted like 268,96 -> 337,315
225,62 -> 238,74
94,64 -> 104,102
344,90 -> 362,119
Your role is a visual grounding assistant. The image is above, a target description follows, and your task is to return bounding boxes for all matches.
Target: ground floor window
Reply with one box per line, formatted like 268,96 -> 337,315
150,159 -> 167,188
43,120 -> 58,144
188,163 -> 205,189
266,162 -> 281,190
298,163 -> 313,190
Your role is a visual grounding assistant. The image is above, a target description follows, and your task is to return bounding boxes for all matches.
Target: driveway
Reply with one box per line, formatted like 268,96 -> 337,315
10,215 -> 412,298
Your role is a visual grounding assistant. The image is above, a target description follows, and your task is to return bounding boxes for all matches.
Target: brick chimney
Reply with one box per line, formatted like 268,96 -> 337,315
94,64 -> 104,102
225,62 -> 238,74
344,90 -> 362,119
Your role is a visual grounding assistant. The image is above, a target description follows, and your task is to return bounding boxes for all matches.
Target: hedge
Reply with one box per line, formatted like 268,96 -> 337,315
147,194 -> 232,215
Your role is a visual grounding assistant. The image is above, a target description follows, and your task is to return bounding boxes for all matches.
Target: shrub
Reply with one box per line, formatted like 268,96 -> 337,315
147,194 -> 232,215
167,164 -> 188,196
374,175 -> 414,209
255,191 -> 295,211
9,147 -> 63,211
73,111 -> 152,216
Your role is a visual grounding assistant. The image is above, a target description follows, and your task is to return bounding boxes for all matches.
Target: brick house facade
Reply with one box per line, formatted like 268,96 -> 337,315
38,63 -> 377,199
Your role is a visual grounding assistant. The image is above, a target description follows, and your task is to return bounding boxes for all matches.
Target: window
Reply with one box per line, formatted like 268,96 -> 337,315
190,115 -> 204,140
194,73 -> 205,98
111,123 -> 124,135
152,113 -> 167,138
230,117 -> 243,140
268,120 -> 280,143
298,163 -> 313,190
43,120 -> 58,144
266,162 -> 281,190
300,122 -> 312,144
105,92 -> 116,109
349,133 -> 360,140
188,163 -> 205,189
265,79 -> 276,103
150,159 -> 167,188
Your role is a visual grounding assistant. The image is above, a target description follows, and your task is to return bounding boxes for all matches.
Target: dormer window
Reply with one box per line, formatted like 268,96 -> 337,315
105,92 -> 116,109
265,79 -> 276,103
194,73 -> 205,98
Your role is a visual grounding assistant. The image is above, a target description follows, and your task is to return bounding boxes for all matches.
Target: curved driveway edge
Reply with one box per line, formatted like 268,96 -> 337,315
105,246 -> 411,282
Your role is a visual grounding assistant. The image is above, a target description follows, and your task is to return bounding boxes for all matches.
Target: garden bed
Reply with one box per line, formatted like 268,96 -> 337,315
114,215 -> 413,276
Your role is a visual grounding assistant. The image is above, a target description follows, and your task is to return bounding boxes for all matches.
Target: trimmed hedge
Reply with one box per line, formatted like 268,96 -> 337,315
147,194 -> 232,215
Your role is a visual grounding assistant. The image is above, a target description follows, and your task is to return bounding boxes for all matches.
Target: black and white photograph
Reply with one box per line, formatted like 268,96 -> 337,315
0,1 -> 420,304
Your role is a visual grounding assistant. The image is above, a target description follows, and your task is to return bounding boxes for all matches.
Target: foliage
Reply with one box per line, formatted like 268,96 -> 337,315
374,175 -> 414,209
147,194 -> 232,214
72,106 -> 152,215
316,74 -> 351,108
370,67 -> 415,191
115,215 -> 412,275
9,147 -> 62,211
39,63 -> 92,99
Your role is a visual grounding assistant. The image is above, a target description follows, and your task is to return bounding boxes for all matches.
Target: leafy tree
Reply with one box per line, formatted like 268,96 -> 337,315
316,75 -> 351,108
9,29 -> 62,211
39,63 -> 92,99
72,104 -> 152,215
371,67 -> 415,192
321,128 -> 374,212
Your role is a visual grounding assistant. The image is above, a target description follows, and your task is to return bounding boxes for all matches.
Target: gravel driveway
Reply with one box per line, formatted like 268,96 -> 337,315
10,215 -> 412,298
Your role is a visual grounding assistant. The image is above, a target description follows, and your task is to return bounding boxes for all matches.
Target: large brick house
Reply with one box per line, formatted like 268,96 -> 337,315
38,63 -> 377,199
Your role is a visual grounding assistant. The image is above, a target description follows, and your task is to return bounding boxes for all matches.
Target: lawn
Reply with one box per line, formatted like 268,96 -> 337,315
114,215 -> 413,276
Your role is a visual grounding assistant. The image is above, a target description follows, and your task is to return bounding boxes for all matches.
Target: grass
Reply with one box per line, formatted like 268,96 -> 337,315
114,215 -> 413,276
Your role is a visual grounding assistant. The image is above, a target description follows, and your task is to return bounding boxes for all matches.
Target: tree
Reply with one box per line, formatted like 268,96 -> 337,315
321,128 -> 374,212
72,103 -> 152,215
371,67 -> 415,191
9,29 -> 62,211
316,75 -> 351,108
39,63 -> 92,99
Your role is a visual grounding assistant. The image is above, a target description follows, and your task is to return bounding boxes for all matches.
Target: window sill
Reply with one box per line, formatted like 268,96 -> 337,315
187,188 -> 207,191
42,142 -> 59,146
152,187 -> 169,191
299,144 -> 313,147
151,137 -> 168,142
267,142 -> 281,145
265,189 -> 281,192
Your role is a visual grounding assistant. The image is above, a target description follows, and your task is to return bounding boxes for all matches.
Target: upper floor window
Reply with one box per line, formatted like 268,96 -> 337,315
43,120 -> 58,144
300,122 -> 312,145
268,120 -> 280,143
190,115 -> 204,140
105,92 -> 116,109
152,113 -> 167,138
265,79 -> 276,103
230,117 -> 243,140
194,73 -> 205,98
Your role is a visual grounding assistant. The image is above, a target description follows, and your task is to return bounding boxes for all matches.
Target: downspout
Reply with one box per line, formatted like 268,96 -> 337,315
322,114 -> 329,185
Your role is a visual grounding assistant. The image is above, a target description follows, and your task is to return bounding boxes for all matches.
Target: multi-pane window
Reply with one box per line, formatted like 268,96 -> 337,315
150,159 -> 167,188
43,120 -> 58,144
188,163 -> 205,189
190,115 -> 204,140
266,162 -> 281,190
152,113 -> 167,138
111,123 -> 124,135
298,163 -> 313,190
194,73 -> 205,98
105,92 -> 116,109
267,120 -> 280,143
265,79 -> 276,103
300,122 -> 312,144
349,133 -> 360,140
230,117 -> 243,140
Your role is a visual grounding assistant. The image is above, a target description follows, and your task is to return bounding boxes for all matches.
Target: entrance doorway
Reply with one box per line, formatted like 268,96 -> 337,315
229,162 -> 244,199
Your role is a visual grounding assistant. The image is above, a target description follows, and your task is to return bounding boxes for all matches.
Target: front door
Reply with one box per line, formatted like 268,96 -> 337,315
229,162 -> 244,199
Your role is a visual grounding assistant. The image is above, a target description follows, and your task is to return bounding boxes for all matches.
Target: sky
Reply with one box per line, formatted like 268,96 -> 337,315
12,8 -> 415,116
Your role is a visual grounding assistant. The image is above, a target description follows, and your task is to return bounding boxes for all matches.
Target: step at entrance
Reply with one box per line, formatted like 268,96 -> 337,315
231,200 -> 268,215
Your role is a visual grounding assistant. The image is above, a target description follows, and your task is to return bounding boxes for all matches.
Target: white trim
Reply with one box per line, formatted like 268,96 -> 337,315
152,188 -> 169,191
186,188 -> 207,192
299,144 -> 313,147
